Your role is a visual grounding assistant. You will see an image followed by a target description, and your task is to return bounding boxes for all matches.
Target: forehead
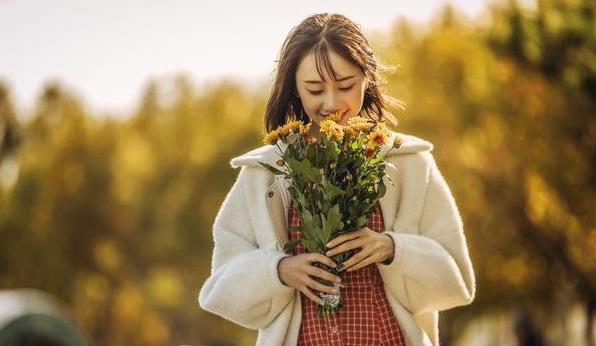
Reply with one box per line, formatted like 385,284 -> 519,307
296,48 -> 362,82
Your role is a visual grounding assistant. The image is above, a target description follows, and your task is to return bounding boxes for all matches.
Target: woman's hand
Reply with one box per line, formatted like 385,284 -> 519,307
325,227 -> 395,272
278,253 -> 343,305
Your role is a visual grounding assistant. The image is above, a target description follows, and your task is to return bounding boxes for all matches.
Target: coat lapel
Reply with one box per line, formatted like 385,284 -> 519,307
265,175 -> 290,247
378,161 -> 399,232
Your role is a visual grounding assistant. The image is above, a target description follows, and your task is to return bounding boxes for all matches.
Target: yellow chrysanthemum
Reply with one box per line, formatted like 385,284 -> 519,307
347,116 -> 374,133
263,128 -> 281,145
366,126 -> 388,149
262,120 -> 305,145
319,119 -> 345,142
347,116 -> 369,126
376,122 -> 389,133
301,123 -> 312,136
344,126 -> 358,139
393,135 -> 403,149
327,111 -> 343,123
278,120 -> 304,137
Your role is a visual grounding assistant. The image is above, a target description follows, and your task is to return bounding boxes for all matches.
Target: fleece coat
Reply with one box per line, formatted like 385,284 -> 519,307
198,130 -> 476,345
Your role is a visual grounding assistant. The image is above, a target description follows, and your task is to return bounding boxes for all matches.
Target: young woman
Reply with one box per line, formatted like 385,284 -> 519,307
199,13 -> 476,346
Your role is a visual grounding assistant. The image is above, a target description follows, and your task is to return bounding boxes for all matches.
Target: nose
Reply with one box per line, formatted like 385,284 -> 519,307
322,90 -> 341,114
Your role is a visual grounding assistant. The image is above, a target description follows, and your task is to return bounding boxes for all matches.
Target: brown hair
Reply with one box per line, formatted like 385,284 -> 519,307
264,12 -> 403,132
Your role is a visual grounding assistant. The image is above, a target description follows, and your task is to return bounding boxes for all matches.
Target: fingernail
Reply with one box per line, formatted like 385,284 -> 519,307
325,252 -> 331,256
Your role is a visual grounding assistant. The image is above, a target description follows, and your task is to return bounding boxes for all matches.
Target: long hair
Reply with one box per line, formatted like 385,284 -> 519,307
264,13 -> 403,132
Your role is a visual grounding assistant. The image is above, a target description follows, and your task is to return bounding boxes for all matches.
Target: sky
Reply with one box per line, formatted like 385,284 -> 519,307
0,0 -> 491,117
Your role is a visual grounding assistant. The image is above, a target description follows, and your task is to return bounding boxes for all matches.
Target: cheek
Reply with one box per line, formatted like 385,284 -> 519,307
298,96 -> 321,121
348,88 -> 365,106
300,95 -> 319,112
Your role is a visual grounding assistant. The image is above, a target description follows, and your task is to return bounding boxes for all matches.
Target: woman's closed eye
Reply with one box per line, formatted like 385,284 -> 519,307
307,85 -> 355,95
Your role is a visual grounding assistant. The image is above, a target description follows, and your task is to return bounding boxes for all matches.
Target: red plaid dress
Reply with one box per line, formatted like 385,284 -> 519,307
288,200 -> 407,346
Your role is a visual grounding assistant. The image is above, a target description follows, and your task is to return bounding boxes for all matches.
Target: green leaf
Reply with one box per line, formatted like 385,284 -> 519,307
321,204 -> 344,242
323,141 -> 340,163
302,238 -> 323,253
355,215 -> 368,228
287,157 -> 321,183
294,192 -> 307,210
377,181 -> 387,199
258,161 -> 285,175
322,181 -> 345,201
306,144 -> 317,164
301,210 -> 321,239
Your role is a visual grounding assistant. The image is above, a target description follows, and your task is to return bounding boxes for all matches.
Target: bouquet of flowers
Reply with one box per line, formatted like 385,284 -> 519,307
259,112 -> 402,317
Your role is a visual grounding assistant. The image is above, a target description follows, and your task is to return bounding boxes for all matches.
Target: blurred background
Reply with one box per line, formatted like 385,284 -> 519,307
0,0 -> 594,345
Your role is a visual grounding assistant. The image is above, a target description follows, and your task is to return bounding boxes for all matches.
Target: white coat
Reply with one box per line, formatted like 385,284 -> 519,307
198,130 -> 476,345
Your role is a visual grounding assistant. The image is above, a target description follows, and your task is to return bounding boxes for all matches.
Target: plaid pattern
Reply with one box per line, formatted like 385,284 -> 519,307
288,201 -> 407,346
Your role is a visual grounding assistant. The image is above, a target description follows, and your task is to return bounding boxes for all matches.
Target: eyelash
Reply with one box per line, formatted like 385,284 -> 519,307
308,85 -> 354,95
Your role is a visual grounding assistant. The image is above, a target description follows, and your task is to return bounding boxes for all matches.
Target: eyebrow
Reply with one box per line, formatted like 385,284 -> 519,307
304,75 -> 356,84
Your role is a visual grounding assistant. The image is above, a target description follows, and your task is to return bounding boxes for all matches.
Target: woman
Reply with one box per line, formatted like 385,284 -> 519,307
199,13 -> 475,346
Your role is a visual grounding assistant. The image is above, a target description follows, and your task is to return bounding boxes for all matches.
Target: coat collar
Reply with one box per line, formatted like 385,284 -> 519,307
229,130 -> 434,169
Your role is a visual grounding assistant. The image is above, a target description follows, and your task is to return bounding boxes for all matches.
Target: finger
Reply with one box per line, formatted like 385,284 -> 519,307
305,277 -> 339,295
326,231 -> 362,249
346,254 -> 376,272
300,286 -> 324,305
308,253 -> 337,269
326,238 -> 365,257
341,249 -> 372,271
306,266 -> 342,284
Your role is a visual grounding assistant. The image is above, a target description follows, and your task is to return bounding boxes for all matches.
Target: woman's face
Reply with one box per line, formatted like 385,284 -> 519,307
295,48 -> 368,127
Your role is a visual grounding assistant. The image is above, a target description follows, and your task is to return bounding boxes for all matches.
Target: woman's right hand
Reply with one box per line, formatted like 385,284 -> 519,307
277,253 -> 343,305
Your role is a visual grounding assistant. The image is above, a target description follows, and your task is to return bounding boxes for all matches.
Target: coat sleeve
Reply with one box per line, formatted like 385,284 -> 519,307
198,166 -> 295,329
377,153 -> 476,315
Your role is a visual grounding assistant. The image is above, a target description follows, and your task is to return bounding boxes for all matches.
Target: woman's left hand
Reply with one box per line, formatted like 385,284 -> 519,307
325,227 -> 395,272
